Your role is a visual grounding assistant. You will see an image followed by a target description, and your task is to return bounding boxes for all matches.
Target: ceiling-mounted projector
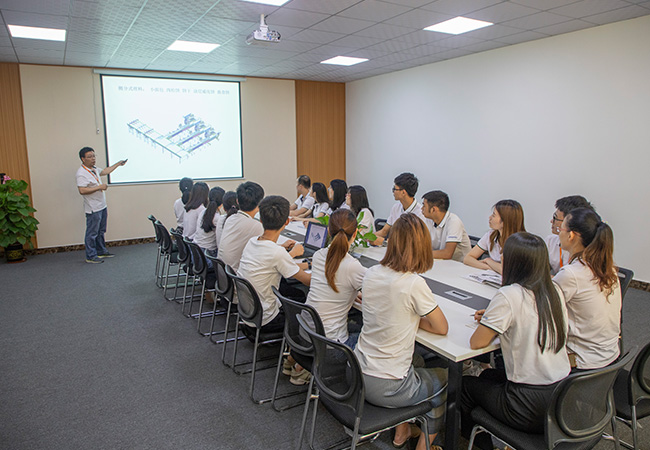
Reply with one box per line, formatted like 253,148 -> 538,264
246,14 -> 281,45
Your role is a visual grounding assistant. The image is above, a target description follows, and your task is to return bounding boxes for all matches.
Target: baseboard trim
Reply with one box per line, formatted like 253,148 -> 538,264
0,237 -> 155,257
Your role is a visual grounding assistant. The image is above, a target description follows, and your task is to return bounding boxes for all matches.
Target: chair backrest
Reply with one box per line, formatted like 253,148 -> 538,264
225,265 -> 263,327
205,254 -> 234,301
617,266 -> 634,300
155,221 -> 173,253
546,349 -> 636,446
628,341 -> 650,406
272,286 -> 325,367
148,215 -> 161,243
187,241 -> 208,279
469,235 -> 481,247
171,229 -> 191,265
297,314 -> 365,418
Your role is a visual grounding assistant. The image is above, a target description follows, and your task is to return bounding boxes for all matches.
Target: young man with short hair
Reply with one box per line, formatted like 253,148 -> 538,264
545,195 -> 594,274
421,190 -> 471,262
289,175 -> 314,217
217,181 -> 265,271
75,147 -> 126,263
372,172 -> 425,246
237,195 -> 311,334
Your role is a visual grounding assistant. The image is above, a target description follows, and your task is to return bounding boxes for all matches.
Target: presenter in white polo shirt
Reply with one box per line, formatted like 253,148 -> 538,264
421,190 -> 471,262
75,147 -> 126,264
372,172 -> 425,246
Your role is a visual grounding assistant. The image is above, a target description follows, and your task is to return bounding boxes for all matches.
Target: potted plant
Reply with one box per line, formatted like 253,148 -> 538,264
0,174 -> 40,263
316,211 -> 377,250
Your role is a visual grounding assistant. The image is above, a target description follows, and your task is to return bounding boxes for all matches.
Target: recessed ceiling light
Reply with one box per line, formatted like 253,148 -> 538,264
424,16 -> 493,35
167,40 -> 220,53
240,0 -> 290,5
321,56 -> 368,66
8,25 -> 66,41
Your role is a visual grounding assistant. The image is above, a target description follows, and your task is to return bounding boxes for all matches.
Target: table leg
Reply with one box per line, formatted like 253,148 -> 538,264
445,360 -> 463,450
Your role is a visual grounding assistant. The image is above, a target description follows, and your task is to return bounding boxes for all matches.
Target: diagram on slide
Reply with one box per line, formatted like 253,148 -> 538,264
127,114 -> 221,161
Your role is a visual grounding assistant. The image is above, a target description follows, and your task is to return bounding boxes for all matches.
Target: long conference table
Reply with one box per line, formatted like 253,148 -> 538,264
282,221 -> 500,450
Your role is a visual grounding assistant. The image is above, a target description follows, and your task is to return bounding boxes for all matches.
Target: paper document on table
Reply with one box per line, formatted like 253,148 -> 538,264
465,270 -> 502,289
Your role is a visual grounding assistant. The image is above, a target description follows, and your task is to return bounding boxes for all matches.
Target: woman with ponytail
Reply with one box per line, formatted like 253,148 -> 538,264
173,177 -> 193,229
216,191 -> 238,248
194,187 -> 225,255
182,182 -> 209,240
304,208 -> 367,348
554,207 -> 621,369
462,232 -> 570,448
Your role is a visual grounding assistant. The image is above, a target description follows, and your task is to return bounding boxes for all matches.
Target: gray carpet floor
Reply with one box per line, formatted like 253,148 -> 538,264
1,243 -> 648,450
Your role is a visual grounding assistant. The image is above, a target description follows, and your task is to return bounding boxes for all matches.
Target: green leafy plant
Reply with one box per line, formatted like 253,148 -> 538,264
0,178 -> 39,248
316,211 -> 377,249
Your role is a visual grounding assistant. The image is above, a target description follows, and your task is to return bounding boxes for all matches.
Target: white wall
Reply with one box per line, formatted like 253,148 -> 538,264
20,65 -> 297,249
347,15 -> 650,282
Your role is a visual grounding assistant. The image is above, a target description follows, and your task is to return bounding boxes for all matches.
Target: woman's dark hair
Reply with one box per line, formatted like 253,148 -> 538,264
489,199 -> 526,251
201,187 -> 225,233
347,185 -> 373,217
329,179 -> 348,212
325,209 -> 358,293
565,208 -> 617,296
380,214 -> 433,274
311,182 -> 329,205
502,232 -> 566,353
184,182 -> 209,212
222,191 -> 239,224
179,177 -> 194,205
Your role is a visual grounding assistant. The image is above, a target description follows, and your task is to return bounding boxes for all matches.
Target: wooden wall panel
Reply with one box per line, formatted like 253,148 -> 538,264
0,62 -> 36,247
295,80 -> 345,186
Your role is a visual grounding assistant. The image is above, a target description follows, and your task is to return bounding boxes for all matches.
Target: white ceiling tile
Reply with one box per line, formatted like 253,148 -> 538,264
337,0 -> 412,22
384,8 -> 453,28
433,47 -> 475,59
15,47 -> 64,56
502,11 -> 574,30
550,0 -> 631,19
19,55 -> 65,64
0,46 -> 16,55
582,5 -> 650,25
461,39 -> 506,53
270,25 -> 305,38
3,10 -> 68,28
466,2 -> 542,23
210,0 -> 279,22
493,30 -> 548,44
12,40 -> 66,50
265,7 -> 329,27
399,42 -> 449,55
340,48 -> 391,59
355,23 -> 415,39
310,15 -> 375,34
462,23 -> 522,40
268,39 -> 320,52
0,35 -> 11,45
420,0 -> 502,16
510,0 -> 583,9
378,0 -> 435,7
0,54 -> 19,62
394,29 -> 450,44
284,0 -> 361,15
329,34 -> 383,48
283,29 -> 346,44
534,18 -> 593,35
362,39 -> 418,53
433,34 -> 484,47
301,44 -> 364,57
0,0 -> 71,15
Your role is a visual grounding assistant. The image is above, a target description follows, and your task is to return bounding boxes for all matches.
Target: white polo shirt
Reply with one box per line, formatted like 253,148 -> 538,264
173,198 -> 185,228
76,165 -> 106,214
182,205 -> 205,241
553,259 -> 622,369
545,234 -> 569,275
215,214 -> 226,248
357,208 -> 375,234
294,194 -> 315,211
238,238 -> 300,326
386,199 -> 425,226
305,248 -> 367,343
193,210 -> 218,251
312,202 -> 329,218
477,231 -> 503,262
428,211 -> 471,262
480,283 -> 571,385
217,211 -> 264,271
355,265 -> 439,380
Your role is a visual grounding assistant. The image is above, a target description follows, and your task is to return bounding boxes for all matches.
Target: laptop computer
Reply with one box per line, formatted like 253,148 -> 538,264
301,222 -> 328,258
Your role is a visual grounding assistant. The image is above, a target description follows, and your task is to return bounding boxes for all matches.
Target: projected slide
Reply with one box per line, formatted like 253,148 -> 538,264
101,75 -> 243,184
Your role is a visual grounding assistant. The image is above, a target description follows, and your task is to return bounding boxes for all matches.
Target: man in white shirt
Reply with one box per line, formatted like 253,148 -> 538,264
289,175 -> 315,217
421,190 -> 471,262
75,147 -> 126,263
372,172 -> 425,246
544,195 -> 594,274
217,181 -> 265,271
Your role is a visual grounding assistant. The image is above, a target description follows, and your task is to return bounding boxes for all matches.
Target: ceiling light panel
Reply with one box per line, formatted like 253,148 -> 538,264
424,17 -> 493,34
240,0 -> 290,6
321,56 -> 368,66
8,25 -> 66,41
167,40 -> 220,53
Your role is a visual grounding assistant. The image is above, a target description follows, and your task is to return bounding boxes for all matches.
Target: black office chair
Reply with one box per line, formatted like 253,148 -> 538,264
169,229 -> 192,303
147,215 -> 162,285
297,314 -> 436,450
617,267 -> 634,352
374,218 -> 387,233
224,266 -> 284,404
270,287 -> 324,414
154,221 -> 178,290
468,349 -> 636,450
186,241 -> 217,333
204,253 -> 241,341
469,235 -> 481,247
613,341 -> 650,449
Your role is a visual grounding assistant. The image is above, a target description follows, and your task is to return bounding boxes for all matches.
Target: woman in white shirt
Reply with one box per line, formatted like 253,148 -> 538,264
326,179 -> 348,214
193,187 -> 225,255
216,191 -> 238,248
305,209 -> 367,348
182,182 -> 209,240
554,207 -> 621,370
464,199 -> 525,274
173,177 -> 193,229
310,182 -> 330,219
354,214 -> 448,450
462,232 -> 570,449
346,185 -> 375,236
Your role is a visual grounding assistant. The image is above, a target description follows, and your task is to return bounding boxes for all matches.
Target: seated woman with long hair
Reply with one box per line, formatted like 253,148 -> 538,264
464,199 -> 525,274
193,187 -> 225,256
346,185 -> 375,235
173,177 -> 193,229
461,232 -> 570,449
354,214 -> 448,450
216,191 -> 238,248
554,207 -> 621,369
326,179 -> 348,214
309,182 -> 330,219
182,182 -> 209,240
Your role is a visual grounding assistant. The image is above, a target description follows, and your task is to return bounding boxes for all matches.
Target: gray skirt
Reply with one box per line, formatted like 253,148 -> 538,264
363,365 -> 448,435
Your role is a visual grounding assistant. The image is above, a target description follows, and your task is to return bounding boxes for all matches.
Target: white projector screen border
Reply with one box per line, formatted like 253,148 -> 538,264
100,74 -> 244,185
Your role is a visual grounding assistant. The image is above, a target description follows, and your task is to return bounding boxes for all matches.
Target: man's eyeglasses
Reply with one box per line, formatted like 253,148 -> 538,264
552,213 -> 563,223
392,187 -> 403,192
